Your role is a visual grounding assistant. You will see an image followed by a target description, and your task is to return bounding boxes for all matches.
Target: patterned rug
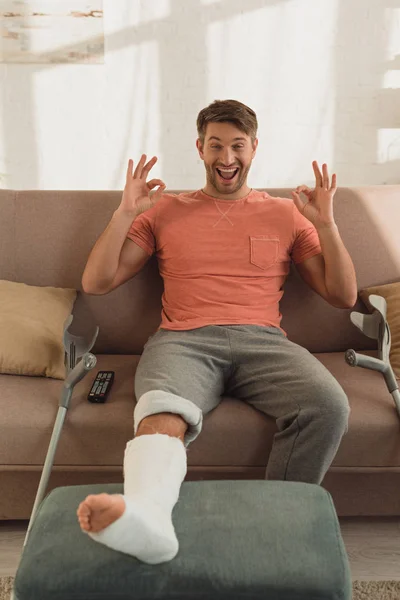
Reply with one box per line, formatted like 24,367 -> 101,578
2,577 -> 400,599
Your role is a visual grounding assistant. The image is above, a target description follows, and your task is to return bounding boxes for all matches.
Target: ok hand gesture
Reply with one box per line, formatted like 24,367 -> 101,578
291,161 -> 337,229
118,155 -> 166,218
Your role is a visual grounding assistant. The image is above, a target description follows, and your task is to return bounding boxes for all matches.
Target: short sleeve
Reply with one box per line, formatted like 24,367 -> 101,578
126,210 -> 155,256
291,203 -> 322,264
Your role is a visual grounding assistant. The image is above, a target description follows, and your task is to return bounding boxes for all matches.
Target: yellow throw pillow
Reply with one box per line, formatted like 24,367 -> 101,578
359,281 -> 400,380
0,280 -> 77,379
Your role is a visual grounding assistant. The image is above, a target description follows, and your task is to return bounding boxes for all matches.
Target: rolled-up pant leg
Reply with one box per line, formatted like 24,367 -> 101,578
134,327 -> 231,446
224,325 -> 351,484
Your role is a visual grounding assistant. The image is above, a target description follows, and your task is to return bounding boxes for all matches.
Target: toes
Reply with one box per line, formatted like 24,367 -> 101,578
77,500 -> 92,531
77,501 -> 91,518
78,513 -> 91,531
79,520 -> 91,532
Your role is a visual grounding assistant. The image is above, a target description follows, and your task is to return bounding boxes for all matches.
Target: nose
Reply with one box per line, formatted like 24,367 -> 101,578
221,147 -> 236,166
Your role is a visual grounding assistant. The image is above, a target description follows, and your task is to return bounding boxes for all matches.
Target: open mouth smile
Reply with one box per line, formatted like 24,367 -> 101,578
216,167 -> 239,183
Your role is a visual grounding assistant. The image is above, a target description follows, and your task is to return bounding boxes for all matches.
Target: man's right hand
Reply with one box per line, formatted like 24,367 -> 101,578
118,155 -> 166,218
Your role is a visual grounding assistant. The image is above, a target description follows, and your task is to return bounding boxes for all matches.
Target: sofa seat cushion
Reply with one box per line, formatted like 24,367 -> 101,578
0,354 -> 140,467
1,351 -> 399,469
314,350 -> 400,468
13,481 -> 352,600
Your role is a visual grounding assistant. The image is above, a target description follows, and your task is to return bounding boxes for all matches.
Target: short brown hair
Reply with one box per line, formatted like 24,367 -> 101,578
196,99 -> 258,146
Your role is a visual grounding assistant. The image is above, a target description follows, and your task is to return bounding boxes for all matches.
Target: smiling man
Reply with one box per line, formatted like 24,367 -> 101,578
198,120 -> 256,197
78,99 -> 358,566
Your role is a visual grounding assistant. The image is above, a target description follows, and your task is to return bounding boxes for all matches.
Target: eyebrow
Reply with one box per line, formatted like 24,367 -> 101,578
207,136 -> 247,142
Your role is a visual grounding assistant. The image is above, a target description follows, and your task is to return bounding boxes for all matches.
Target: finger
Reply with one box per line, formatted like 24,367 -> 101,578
291,190 -> 303,211
296,185 -> 312,196
330,173 -> 337,190
150,183 -> 167,202
141,156 -> 158,180
147,179 -> 165,190
322,163 -> 329,188
126,158 -> 133,182
312,161 -> 323,187
133,154 -> 146,179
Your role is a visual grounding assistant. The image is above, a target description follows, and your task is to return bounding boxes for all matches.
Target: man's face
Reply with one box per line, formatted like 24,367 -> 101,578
196,121 -> 258,195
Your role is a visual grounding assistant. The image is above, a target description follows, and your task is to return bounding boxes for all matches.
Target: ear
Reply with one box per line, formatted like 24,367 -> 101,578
196,138 -> 205,160
252,137 -> 258,159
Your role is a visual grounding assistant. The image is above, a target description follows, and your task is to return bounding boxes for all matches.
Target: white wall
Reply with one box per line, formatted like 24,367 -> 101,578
0,0 -> 399,191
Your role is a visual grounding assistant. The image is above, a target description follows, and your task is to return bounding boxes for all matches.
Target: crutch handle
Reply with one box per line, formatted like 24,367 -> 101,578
345,350 -> 385,372
345,350 -> 399,394
64,353 -> 97,388
60,353 -> 97,408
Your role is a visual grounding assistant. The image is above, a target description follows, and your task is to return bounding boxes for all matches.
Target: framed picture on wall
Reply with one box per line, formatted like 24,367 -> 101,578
0,1 -> 104,64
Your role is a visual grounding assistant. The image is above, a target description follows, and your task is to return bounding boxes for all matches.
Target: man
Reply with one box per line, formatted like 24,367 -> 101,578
77,99 -> 357,564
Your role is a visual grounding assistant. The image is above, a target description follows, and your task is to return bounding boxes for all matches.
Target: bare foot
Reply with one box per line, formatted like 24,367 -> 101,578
77,493 -> 126,533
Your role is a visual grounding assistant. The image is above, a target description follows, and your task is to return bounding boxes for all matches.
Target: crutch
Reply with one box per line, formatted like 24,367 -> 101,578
23,315 -> 99,547
344,294 -> 400,419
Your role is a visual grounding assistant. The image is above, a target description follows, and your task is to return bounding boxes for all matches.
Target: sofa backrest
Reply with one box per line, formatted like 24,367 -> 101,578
1,187 -> 399,354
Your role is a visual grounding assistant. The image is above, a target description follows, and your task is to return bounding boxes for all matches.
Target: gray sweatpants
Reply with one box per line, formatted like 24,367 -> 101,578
134,325 -> 350,485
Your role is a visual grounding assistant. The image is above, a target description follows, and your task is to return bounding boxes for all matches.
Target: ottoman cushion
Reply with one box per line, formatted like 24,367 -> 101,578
14,480 -> 352,600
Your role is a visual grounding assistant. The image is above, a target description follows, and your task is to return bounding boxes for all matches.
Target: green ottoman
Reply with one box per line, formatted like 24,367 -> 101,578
13,480 -> 352,600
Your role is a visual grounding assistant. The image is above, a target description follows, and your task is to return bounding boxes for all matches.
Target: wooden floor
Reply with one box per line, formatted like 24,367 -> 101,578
1,518 -> 399,580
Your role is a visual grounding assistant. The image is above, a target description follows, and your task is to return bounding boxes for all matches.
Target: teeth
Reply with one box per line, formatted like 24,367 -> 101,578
217,167 -> 239,179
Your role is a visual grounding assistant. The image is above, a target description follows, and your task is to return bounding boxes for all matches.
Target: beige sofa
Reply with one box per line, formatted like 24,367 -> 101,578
1,186 -> 399,519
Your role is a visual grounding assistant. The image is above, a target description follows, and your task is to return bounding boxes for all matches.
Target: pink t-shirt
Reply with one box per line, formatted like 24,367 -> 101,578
127,188 -> 322,336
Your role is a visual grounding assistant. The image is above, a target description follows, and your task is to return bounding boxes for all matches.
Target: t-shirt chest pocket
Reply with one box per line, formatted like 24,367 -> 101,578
249,236 -> 280,270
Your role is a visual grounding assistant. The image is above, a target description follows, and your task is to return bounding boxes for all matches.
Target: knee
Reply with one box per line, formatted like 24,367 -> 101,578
325,387 -> 351,433
136,413 -> 188,442
134,390 -> 204,446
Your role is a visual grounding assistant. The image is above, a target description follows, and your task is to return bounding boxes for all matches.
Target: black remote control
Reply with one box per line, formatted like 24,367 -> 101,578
88,371 -> 114,403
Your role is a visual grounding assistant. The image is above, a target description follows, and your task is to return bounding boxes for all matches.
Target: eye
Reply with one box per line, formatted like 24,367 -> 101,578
210,145 -> 244,149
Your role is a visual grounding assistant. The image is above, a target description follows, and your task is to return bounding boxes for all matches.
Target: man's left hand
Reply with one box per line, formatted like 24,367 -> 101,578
291,161 -> 337,229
